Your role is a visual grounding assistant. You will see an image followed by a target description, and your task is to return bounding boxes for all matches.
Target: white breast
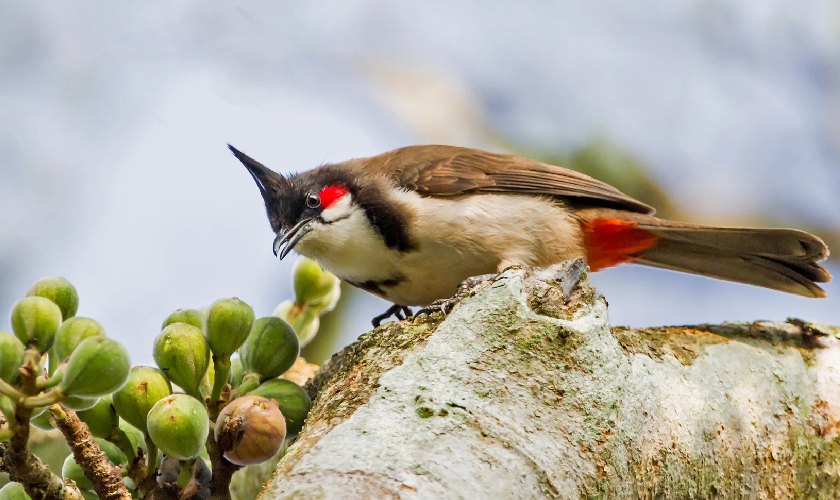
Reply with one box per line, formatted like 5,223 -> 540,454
294,191 -> 584,305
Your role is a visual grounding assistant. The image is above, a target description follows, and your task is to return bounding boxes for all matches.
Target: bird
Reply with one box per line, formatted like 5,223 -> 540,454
229,144 -> 831,326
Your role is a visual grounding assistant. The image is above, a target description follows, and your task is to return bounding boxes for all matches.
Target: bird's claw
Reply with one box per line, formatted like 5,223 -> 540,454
415,273 -> 497,319
415,298 -> 454,318
371,304 -> 413,328
373,273 -> 502,326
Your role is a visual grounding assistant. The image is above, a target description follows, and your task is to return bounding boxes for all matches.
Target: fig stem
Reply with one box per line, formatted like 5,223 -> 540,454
210,356 -> 231,405
0,378 -> 22,401
145,433 -> 158,471
234,372 -> 261,398
20,388 -> 65,409
35,366 -> 64,391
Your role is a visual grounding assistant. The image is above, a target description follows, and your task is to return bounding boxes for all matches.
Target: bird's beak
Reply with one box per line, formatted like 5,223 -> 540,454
273,216 -> 317,259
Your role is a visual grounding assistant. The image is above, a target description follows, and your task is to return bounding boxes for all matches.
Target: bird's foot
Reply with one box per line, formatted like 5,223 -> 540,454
371,304 -> 414,328
416,273 -> 497,318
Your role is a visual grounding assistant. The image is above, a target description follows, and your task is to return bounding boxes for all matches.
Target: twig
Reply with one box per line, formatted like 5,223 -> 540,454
21,387 -> 65,408
0,378 -> 23,400
49,404 -> 131,500
205,401 -> 238,499
125,447 -> 167,498
35,371 -> 63,391
205,431 -> 238,499
0,348 -> 70,499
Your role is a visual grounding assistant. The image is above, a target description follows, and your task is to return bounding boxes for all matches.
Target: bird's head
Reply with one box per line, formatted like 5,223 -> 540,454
229,145 -> 355,260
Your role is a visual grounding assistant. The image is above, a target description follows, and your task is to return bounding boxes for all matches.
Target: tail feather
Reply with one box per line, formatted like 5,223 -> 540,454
579,211 -> 831,298
635,239 -> 829,298
639,222 -> 828,262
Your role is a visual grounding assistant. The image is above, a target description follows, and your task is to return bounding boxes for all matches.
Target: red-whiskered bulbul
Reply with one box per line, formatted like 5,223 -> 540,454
229,144 -> 831,325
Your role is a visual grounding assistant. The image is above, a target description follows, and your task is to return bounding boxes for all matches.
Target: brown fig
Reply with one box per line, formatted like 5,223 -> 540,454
214,395 -> 286,465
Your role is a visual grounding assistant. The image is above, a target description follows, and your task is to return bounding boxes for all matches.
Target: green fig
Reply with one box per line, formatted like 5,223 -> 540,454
53,317 -> 105,361
119,418 -> 145,454
161,308 -> 204,330
10,296 -> 62,352
295,316 -> 319,349
229,357 -> 244,387
273,301 -> 321,347
308,281 -> 341,313
62,396 -> 99,411
240,317 -> 299,380
100,438 -> 128,465
200,358 -> 215,400
30,408 -> 54,430
61,455 -> 91,490
147,394 -> 209,461
153,323 -> 209,396
292,258 -> 339,305
273,300 -> 295,323
0,396 -> 15,423
0,331 -> 25,383
248,378 -> 312,435
76,395 -> 119,439
112,366 -> 172,433
205,298 -> 254,358
215,395 -> 286,466
60,337 -> 130,397
0,482 -> 31,499
27,277 -> 78,320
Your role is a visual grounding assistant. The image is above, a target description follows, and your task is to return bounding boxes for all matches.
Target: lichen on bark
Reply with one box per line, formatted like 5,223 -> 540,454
262,260 -> 840,499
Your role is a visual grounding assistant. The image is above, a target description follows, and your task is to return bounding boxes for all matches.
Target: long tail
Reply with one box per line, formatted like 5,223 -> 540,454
579,210 -> 831,298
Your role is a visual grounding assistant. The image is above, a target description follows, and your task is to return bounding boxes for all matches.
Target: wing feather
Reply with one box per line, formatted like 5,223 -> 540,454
368,145 -> 654,214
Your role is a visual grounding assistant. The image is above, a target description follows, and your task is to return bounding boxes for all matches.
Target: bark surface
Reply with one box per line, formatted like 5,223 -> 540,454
263,261 -> 840,499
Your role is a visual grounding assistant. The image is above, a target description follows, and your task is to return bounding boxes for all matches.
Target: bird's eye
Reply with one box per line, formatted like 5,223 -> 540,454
305,191 -> 321,209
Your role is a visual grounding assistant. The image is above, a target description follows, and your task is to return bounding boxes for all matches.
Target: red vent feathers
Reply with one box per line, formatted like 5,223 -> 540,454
319,185 -> 349,209
583,218 -> 659,271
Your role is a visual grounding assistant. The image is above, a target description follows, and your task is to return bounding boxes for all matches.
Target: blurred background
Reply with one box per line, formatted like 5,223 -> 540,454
1,1 -> 839,366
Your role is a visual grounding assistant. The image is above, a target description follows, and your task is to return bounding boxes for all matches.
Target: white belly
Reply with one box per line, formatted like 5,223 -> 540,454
294,192 -> 583,305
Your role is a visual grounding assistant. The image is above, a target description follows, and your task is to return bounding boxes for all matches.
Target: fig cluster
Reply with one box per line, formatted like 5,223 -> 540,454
138,270 -> 325,474
0,277 -> 131,427
142,298 -> 313,467
0,258 -> 336,498
0,277 -> 134,497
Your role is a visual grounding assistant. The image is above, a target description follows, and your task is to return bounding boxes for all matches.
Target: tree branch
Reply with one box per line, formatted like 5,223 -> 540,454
49,404 -> 131,500
263,261 -> 840,498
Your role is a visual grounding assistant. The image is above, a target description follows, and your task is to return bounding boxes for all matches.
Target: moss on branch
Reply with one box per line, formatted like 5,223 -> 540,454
264,261 -> 840,499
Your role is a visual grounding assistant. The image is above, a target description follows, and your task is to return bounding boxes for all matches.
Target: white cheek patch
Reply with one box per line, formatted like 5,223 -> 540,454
320,194 -> 353,222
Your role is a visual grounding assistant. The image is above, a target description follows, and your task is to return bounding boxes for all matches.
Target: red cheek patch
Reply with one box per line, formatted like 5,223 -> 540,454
319,185 -> 349,209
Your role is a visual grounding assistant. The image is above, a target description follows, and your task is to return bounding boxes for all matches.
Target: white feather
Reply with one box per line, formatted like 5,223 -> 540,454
294,191 -> 583,305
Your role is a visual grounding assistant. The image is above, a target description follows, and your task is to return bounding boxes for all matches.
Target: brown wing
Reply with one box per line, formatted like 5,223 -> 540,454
365,145 -> 655,214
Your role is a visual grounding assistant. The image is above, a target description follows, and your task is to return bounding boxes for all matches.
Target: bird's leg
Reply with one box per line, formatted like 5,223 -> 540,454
371,304 -> 414,328
416,273 -> 497,317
